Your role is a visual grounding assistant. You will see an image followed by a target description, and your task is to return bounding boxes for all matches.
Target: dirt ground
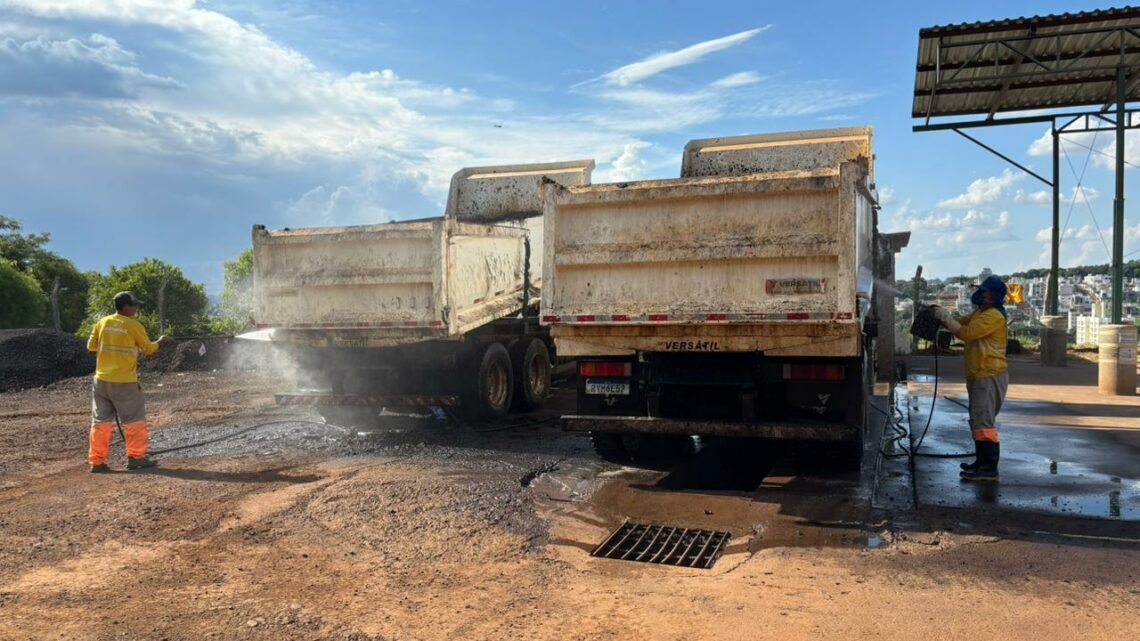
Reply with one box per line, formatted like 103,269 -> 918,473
1,367 -> 1139,641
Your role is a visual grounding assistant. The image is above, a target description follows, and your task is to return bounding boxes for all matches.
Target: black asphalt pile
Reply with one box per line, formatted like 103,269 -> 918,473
0,329 -> 94,392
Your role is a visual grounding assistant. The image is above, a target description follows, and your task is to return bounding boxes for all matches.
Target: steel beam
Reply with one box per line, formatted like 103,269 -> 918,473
914,113 -> 1063,132
915,108 -> 1140,133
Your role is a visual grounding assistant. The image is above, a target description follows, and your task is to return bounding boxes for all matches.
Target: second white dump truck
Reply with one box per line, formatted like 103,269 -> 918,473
250,160 -> 594,424
540,128 -> 879,467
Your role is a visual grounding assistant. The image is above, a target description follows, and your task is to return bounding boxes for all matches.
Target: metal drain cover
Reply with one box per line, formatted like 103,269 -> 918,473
592,522 -> 730,569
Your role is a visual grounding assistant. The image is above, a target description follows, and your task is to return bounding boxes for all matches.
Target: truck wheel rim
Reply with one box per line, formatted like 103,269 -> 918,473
528,355 -> 547,397
488,362 -> 509,408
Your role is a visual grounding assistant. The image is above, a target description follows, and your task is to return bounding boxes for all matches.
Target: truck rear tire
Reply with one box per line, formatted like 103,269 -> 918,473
461,342 -> 514,422
510,337 -> 550,412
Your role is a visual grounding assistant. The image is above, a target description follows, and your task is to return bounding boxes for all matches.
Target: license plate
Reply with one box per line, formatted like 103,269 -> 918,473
585,379 -> 630,396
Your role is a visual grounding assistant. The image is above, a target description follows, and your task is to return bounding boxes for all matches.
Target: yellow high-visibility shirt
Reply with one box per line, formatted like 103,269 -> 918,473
956,308 -> 1008,382
87,314 -> 159,383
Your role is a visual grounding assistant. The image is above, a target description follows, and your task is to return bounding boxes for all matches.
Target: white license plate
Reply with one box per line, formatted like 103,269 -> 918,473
585,379 -> 630,396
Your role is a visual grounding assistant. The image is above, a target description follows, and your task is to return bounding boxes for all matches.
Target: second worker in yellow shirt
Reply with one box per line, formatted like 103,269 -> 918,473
933,276 -> 1009,483
86,291 -> 174,473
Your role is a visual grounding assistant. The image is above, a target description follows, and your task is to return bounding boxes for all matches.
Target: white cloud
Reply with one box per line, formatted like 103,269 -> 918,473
937,169 -> 1024,208
818,114 -> 856,121
286,182 -> 398,226
1014,189 -> 1051,205
1028,125 -> 1140,170
583,78 -> 875,134
587,86 -> 721,132
709,71 -> 763,89
0,33 -> 181,97
1033,222 -> 1137,267
892,205 -> 1017,251
603,142 -> 650,182
877,186 -> 895,206
1014,186 -> 1099,206
592,27 -> 770,87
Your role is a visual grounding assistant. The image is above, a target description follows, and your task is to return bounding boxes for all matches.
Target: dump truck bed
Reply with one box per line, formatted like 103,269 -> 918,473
250,160 -> 592,350
252,218 -> 534,348
541,128 -> 876,358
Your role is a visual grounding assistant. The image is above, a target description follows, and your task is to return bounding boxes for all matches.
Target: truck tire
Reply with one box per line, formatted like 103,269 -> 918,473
461,342 -> 514,422
590,432 -> 631,463
509,337 -> 550,412
623,433 -> 696,466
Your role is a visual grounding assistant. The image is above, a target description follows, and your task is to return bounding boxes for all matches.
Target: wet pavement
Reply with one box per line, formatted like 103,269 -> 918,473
904,390 -> 1140,520
900,355 -> 1140,525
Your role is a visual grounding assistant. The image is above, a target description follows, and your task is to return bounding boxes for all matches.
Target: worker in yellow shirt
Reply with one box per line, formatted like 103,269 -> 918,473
933,276 -> 1009,482
86,291 -> 174,472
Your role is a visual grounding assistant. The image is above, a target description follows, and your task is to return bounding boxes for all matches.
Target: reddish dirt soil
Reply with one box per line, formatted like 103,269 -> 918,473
1,369 -> 1138,641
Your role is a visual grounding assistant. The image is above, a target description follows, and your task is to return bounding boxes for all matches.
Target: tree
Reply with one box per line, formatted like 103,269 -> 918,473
0,215 -> 89,332
0,258 -> 47,328
219,248 -> 254,331
28,253 -> 89,332
0,215 -> 50,271
81,258 -> 208,336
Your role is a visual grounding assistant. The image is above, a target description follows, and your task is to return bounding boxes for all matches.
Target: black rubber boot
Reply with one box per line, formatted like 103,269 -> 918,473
90,463 -> 110,473
126,456 -> 158,470
961,442 -> 999,482
959,440 -> 982,472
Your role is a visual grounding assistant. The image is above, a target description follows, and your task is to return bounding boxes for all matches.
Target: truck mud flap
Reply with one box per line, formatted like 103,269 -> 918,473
275,392 -> 459,407
562,415 -> 857,441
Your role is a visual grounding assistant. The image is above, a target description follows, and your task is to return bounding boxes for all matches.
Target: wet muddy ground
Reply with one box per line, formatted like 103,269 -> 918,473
1,359 -> 1139,640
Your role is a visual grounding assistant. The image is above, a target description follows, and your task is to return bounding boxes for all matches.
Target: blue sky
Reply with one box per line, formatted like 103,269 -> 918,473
2,0 -> 1138,293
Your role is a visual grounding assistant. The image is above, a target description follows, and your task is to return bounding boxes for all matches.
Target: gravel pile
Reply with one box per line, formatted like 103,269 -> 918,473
0,329 -> 95,393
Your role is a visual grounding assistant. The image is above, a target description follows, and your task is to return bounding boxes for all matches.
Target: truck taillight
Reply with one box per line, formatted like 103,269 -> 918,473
580,362 -> 632,377
783,364 -> 845,381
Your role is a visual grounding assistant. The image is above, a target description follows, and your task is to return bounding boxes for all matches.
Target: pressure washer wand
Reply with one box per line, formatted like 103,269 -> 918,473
114,415 -> 127,445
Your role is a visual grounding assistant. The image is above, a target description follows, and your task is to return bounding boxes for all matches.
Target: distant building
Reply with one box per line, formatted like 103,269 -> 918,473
1075,315 -> 1104,346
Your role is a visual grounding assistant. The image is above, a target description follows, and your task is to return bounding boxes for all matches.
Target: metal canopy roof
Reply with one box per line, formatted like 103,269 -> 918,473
914,6 -> 1140,120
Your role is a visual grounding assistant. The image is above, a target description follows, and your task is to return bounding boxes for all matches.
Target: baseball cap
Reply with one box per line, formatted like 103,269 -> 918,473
977,275 -> 1008,300
113,291 -> 145,310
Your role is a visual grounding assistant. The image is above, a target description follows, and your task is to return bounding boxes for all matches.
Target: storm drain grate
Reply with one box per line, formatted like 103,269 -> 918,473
592,521 -> 730,569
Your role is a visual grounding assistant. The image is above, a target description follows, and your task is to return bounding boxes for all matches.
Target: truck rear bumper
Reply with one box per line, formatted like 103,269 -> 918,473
561,415 -> 857,441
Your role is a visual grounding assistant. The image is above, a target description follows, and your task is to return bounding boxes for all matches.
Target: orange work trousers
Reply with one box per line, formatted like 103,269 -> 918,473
89,379 -> 149,465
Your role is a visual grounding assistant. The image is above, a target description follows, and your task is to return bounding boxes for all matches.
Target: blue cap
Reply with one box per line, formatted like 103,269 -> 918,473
978,276 -> 1007,316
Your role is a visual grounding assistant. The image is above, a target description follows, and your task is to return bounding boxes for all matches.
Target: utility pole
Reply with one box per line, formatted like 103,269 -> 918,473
911,265 -> 923,353
157,275 -> 170,335
50,276 -> 61,333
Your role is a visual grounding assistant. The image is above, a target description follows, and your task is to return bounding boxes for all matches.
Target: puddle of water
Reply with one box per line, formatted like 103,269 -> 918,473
576,438 -> 876,554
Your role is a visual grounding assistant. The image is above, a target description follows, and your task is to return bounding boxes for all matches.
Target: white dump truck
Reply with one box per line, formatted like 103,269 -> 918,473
250,160 -> 594,424
540,128 -> 879,467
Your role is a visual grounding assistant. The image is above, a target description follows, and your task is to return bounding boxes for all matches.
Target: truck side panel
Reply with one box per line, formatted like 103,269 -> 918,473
252,222 -> 443,330
447,223 -> 531,335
